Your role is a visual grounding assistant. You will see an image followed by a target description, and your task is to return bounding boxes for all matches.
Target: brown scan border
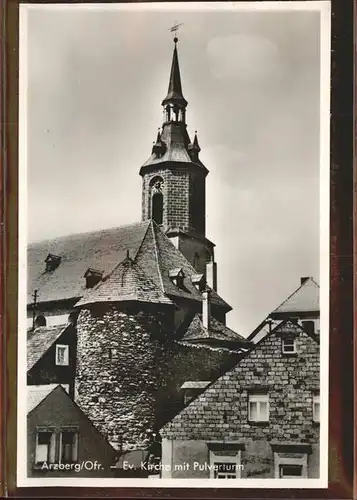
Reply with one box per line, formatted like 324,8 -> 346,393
2,0 -> 355,498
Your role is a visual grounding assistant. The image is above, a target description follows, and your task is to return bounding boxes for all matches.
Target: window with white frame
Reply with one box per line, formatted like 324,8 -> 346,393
35,431 -> 56,464
273,451 -> 308,478
279,464 -> 303,478
248,393 -> 269,422
55,344 -> 69,366
35,428 -> 79,467
313,393 -> 320,422
59,430 -> 78,463
209,447 -> 242,479
281,336 -> 297,354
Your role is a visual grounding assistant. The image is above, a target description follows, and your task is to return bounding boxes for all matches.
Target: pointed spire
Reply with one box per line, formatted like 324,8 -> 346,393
162,38 -> 188,107
192,131 -> 201,152
152,128 -> 166,156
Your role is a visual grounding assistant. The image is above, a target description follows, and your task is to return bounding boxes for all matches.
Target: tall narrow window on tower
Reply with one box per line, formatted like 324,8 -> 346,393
150,176 -> 164,225
152,192 -> 163,225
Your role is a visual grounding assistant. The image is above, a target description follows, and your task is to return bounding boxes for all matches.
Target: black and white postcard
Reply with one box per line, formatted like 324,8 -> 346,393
18,1 -> 331,488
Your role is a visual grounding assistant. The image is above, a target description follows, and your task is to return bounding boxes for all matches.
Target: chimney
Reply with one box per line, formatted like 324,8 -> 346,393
206,261 -> 217,292
202,287 -> 211,329
300,277 -> 311,285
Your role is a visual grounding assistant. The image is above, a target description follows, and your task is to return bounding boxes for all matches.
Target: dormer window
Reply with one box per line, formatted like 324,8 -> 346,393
191,273 -> 205,292
45,254 -> 61,272
84,268 -> 103,289
169,268 -> 185,288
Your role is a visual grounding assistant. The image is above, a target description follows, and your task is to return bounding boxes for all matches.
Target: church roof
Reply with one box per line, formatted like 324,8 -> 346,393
27,324 -> 72,371
181,314 -> 251,348
77,254 -> 173,307
28,220 -> 231,311
162,41 -> 187,107
141,123 -> 208,173
270,277 -> 320,317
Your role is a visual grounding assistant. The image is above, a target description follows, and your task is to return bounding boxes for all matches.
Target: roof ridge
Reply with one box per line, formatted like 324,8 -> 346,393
29,220 -> 151,246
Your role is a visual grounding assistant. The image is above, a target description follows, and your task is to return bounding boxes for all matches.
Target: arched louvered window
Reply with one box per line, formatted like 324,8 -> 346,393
152,192 -> 163,225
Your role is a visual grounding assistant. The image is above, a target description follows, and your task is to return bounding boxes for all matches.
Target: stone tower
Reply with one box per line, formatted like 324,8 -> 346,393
75,254 -> 175,451
140,37 -> 217,289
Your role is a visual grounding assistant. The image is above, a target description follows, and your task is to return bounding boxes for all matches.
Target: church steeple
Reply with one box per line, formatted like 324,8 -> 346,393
139,36 -> 217,283
162,38 -> 188,109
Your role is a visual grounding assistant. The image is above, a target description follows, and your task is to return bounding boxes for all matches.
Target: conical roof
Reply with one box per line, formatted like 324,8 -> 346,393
77,252 -> 173,307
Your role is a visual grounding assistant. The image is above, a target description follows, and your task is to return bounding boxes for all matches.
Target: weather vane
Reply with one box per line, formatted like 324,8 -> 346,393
169,22 -> 183,42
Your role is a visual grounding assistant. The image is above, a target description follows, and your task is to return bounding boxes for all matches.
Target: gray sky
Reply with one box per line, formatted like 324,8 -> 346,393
25,4 -> 322,335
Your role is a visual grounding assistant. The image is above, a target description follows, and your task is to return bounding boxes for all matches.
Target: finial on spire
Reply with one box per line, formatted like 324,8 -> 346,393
170,22 -> 183,43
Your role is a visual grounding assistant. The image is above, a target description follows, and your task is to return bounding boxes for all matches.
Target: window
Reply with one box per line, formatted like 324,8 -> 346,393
248,393 -> 269,422
35,431 -> 56,464
313,393 -> 320,422
282,336 -> 297,354
279,464 -> 303,478
56,344 -> 69,366
152,192 -> 163,225
273,449 -> 308,478
60,431 -> 78,463
301,320 -> 315,335
214,462 -> 237,479
208,446 -> 242,479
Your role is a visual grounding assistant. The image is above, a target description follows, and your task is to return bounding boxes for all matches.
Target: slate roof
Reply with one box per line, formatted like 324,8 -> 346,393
27,324 -> 71,371
27,384 -> 69,413
271,277 -> 320,316
77,255 -> 173,307
161,320 -> 320,439
141,122 -> 207,171
28,220 -> 231,311
27,221 -> 150,304
162,42 -> 187,107
181,314 -> 251,348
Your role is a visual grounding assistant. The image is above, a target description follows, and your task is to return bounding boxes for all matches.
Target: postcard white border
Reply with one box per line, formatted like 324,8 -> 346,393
17,1 -> 331,488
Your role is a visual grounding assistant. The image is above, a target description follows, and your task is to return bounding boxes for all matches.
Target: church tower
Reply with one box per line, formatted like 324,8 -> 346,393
140,37 -> 217,289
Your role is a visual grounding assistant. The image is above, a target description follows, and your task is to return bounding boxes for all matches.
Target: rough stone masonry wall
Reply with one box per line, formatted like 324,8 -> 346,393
75,304 -> 173,451
162,326 -> 320,476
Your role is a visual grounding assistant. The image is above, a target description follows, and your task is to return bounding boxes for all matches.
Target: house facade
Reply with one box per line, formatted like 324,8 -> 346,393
161,320 -> 320,479
27,385 -> 116,477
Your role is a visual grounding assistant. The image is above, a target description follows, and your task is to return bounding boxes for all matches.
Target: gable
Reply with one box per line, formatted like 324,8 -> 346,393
27,324 -> 74,372
161,321 -> 320,441
271,278 -> 320,316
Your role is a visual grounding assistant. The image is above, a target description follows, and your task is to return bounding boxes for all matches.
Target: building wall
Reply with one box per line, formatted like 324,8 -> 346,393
162,439 -> 319,479
141,167 -> 206,236
27,387 -> 116,477
161,322 -> 320,478
75,303 -> 175,451
27,326 -> 77,397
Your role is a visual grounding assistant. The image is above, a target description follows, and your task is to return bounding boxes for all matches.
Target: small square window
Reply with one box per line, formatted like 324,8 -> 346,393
56,344 -> 69,366
279,464 -> 303,478
248,393 -> 269,422
282,337 -> 296,354
313,393 -> 320,422
214,462 -> 237,479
